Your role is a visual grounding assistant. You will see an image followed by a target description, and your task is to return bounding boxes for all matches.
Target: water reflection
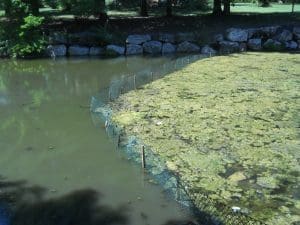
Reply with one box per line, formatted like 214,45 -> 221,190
0,56 -> 202,225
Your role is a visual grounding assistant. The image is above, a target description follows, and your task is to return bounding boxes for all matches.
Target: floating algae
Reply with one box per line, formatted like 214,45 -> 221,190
103,53 -> 300,224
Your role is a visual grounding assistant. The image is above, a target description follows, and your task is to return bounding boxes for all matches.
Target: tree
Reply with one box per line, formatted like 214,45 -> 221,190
223,0 -> 230,15
3,0 -> 12,16
292,0 -> 295,12
212,0 -> 222,15
166,0 -> 172,17
23,0 -> 40,15
140,0 -> 148,16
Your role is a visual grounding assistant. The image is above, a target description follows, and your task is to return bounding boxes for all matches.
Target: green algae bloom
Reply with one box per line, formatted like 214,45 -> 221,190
109,53 -> 300,224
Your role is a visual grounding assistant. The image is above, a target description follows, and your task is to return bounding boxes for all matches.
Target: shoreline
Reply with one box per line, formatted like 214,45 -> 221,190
92,52 -> 300,225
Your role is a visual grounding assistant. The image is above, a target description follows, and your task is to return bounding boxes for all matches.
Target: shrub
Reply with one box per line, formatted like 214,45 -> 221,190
10,15 -> 46,58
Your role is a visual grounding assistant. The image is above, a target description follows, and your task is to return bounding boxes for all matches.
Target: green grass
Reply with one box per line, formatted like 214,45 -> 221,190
34,3 -> 300,19
108,53 -> 300,224
231,3 -> 300,13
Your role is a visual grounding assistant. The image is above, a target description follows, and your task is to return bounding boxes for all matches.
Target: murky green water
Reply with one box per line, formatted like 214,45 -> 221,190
0,56 -> 199,225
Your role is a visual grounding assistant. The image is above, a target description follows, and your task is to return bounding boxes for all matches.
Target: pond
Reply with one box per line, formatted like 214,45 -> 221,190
0,55 -> 204,225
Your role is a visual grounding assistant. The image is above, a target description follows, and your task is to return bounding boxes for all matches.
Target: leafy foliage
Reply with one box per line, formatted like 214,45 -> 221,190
9,15 -> 46,58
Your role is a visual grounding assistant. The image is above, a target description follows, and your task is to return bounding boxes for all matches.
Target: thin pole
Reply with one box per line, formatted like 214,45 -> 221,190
141,145 -> 146,169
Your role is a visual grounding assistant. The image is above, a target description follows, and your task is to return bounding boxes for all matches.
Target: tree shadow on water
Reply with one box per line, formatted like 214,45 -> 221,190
0,176 -> 129,225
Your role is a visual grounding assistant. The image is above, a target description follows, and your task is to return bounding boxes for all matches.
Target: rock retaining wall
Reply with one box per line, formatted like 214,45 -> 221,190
2,25 -> 298,59
46,25 -> 300,58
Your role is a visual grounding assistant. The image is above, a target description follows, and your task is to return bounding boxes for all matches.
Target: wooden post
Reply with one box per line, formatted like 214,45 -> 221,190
141,145 -> 146,169
151,72 -> 154,81
117,135 -> 121,147
133,75 -> 136,90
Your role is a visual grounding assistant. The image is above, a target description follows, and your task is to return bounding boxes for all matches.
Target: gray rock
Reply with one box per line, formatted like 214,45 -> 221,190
49,32 -> 68,44
89,47 -> 104,56
219,41 -> 240,53
239,42 -> 247,52
126,34 -> 151,45
263,39 -> 284,51
247,28 -> 260,39
0,40 -> 9,58
106,45 -> 125,56
176,32 -> 196,43
247,38 -> 262,50
46,45 -> 67,57
201,45 -> 217,55
68,45 -> 90,56
226,28 -> 248,42
274,29 -> 293,42
159,33 -> 176,43
285,41 -> 298,50
177,41 -> 200,53
143,41 -> 162,54
293,27 -> 300,40
214,34 -> 224,43
260,26 -> 280,36
162,43 -> 176,54
126,44 -> 143,55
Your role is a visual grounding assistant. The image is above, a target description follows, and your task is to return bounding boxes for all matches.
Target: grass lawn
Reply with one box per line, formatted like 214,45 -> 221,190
231,3 -> 300,14
19,3 -> 299,19
107,52 -> 300,224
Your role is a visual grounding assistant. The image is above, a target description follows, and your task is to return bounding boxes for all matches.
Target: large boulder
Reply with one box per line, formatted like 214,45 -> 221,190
260,26 -> 280,37
247,38 -> 262,50
162,43 -> 176,54
285,41 -> 298,50
126,44 -> 143,55
126,34 -> 151,45
226,28 -> 248,42
159,33 -> 176,43
293,27 -> 300,40
274,29 -> 293,42
247,28 -> 261,39
175,32 -> 196,43
89,47 -> 104,56
177,41 -> 200,53
214,34 -> 224,43
46,44 -> 67,57
219,41 -> 240,53
68,45 -> 90,56
263,39 -> 284,51
106,45 -> 125,56
143,41 -> 162,54
201,45 -> 217,55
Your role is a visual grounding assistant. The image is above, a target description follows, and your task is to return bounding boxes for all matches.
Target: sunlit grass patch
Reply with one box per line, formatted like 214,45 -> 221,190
110,52 -> 300,224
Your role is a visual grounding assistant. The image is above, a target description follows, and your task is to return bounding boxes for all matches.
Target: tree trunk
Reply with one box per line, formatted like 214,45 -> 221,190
4,0 -> 12,16
212,0 -> 222,15
31,0 -> 40,15
292,0 -> 295,13
166,0 -> 172,17
140,0 -> 148,17
223,0 -> 230,15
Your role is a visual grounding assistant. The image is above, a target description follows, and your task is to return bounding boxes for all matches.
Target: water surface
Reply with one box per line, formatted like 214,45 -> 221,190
0,56 -> 200,225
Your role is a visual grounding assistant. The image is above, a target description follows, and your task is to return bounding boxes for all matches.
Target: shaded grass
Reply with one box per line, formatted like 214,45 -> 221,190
109,52 -> 300,224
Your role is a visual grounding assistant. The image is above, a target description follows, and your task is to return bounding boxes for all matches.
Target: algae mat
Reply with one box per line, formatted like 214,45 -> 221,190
109,53 -> 300,224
